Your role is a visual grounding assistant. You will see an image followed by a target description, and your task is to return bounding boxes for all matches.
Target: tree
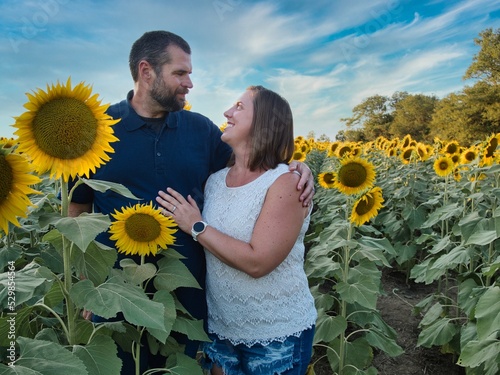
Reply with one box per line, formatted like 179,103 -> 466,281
390,94 -> 438,142
464,28 -> 500,85
340,95 -> 393,141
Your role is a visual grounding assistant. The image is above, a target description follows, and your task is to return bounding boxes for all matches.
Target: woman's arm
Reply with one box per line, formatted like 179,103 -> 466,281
156,172 -> 308,278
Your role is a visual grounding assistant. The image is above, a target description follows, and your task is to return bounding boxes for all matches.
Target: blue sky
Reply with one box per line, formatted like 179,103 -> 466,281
1,0 -> 499,140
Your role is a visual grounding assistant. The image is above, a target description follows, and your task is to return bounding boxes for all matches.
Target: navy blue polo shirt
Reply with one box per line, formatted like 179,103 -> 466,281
70,90 -> 232,322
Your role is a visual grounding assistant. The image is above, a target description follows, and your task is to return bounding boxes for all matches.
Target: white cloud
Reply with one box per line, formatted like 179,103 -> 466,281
0,0 -> 499,140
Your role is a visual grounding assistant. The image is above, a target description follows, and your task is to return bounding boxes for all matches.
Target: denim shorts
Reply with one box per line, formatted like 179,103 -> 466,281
202,326 -> 315,375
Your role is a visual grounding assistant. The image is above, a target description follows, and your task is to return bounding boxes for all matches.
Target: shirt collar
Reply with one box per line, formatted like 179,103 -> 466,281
124,90 -> 179,131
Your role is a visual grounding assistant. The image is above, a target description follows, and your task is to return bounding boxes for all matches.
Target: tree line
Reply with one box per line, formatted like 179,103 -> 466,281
336,28 -> 500,146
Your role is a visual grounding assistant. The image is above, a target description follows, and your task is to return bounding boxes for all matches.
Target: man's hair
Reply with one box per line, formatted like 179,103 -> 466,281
129,30 -> 191,81
237,86 -> 294,171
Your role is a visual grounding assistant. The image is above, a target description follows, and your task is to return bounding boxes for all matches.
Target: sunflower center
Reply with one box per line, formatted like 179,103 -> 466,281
0,154 -> 13,203
32,97 -> 98,160
125,213 -> 162,242
338,162 -> 367,188
464,151 -> 476,162
323,173 -> 335,184
438,161 -> 450,171
355,195 -> 374,216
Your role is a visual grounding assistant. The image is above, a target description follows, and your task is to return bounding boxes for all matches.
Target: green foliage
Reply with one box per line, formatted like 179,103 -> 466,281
306,137 -> 500,374
339,28 -> 500,144
0,177 -> 206,374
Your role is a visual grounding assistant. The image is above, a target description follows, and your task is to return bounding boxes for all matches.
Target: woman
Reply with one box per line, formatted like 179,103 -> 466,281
156,86 -> 317,374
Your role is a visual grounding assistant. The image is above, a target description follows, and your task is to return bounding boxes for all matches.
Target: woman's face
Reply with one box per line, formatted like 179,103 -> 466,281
222,89 -> 254,146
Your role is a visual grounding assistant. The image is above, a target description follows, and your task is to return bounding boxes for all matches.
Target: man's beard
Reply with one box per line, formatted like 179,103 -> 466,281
151,77 -> 186,112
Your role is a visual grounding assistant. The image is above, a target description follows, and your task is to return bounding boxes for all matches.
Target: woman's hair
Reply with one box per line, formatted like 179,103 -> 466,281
129,30 -> 191,82
235,85 -> 294,171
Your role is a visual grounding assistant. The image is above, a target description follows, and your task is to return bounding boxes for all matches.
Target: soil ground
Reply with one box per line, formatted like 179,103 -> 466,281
311,269 -> 467,375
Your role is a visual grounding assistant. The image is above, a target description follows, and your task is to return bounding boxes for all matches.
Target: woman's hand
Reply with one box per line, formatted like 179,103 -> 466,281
156,188 -> 203,235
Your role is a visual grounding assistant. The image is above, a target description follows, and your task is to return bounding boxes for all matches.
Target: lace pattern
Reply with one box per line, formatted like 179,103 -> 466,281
203,164 -> 317,346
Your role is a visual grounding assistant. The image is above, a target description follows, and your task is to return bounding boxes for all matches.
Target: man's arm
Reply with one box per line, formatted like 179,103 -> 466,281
68,202 -> 92,217
289,161 -> 315,207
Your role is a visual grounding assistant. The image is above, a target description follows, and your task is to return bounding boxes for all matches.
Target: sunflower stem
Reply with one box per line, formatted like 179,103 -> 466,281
61,180 -> 76,345
134,254 -> 146,375
338,219 -> 353,375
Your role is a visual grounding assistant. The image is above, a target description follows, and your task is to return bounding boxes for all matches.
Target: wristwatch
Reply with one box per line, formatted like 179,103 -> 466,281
191,221 -> 208,241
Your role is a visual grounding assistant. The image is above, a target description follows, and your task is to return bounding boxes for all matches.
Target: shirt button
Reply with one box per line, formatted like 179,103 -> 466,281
157,152 -> 161,156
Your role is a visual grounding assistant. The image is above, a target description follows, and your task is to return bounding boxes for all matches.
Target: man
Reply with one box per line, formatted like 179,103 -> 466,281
69,30 -> 314,373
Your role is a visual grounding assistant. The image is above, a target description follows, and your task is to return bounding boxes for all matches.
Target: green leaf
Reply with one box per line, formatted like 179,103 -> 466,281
0,307 -> 34,346
0,245 -> 23,270
0,263 -> 53,309
164,352 -> 204,375
79,178 -> 141,199
365,328 -> 404,357
419,302 -> 443,326
310,287 -> 335,312
0,363 -> 41,374
475,286 -> 500,340
421,202 -> 462,228
313,314 -> 347,344
466,230 -> 498,246
72,335 -> 122,375
154,255 -> 201,292
120,259 -> 157,285
147,290 -> 177,343
71,241 -> 117,286
458,337 -> 500,369
402,205 -> 428,231
172,316 -> 210,342
357,236 -> 397,257
336,274 -> 379,310
431,245 -> 472,271
43,281 -> 65,308
482,255 -> 500,277
305,253 -> 341,279
394,242 -> 417,266
417,318 -> 458,347
53,213 -> 110,252
70,277 -> 166,331
12,337 -> 88,375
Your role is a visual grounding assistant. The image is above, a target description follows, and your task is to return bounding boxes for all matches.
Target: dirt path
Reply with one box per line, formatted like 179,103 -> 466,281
311,269 -> 466,374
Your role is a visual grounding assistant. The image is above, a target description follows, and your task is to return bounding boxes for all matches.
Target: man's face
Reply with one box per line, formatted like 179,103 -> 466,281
150,45 -> 193,112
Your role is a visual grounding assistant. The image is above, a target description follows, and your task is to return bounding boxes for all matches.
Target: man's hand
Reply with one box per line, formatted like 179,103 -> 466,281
289,161 -> 315,207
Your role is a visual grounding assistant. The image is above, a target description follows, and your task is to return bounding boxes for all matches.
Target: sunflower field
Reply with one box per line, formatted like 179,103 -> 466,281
297,134 -> 500,374
0,78 -> 499,375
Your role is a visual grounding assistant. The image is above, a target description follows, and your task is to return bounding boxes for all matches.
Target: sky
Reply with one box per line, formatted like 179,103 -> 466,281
1,0 -> 499,140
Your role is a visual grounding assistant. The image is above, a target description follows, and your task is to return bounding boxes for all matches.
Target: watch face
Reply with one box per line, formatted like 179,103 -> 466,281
193,221 -> 205,232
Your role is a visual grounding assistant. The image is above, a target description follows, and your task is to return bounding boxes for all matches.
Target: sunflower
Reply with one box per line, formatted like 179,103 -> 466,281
386,147 -> 398,158
416,143 -> 430,161
0,150 -> 41,233
400,146 -> 417,164
13,77 -> 120,182
401,135 -> 413,149
183,100 -> 192,111
433,155 -> 454,177
480,134 -> 500,166
0,137 -> 17,149
337,143 -> 353,158
109,202 -> 177,257
334,157 -> 376,195
318,172 -> 335,189
444,141 -> 460,155
292,149 -> 306,162
327,141 -> 341,157
350,187 -> 384,226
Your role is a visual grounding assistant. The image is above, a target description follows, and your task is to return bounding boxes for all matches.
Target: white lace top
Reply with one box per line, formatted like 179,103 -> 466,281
202,164 -> 317,346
